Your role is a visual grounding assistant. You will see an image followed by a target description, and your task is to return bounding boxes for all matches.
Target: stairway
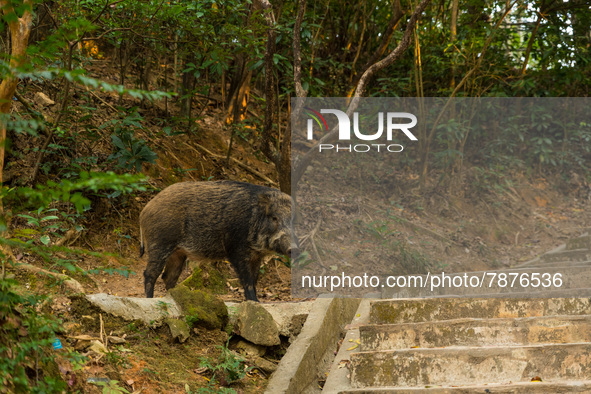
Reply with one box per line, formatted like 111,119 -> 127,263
323,230 -> 591,393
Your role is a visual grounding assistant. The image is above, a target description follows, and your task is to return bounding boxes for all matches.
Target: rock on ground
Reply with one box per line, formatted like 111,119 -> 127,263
83,293 -> 313,342
165,318 -> 190,343
235,301 -> 281,346
34,92 -> 55,107
254,357 -> 278,374
227,300 -> 313,341
169,286 -> 228,330
84,293 -> 182,326
236,340 -> 266,358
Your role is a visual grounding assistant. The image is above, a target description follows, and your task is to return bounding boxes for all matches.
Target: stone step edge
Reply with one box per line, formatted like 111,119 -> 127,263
340,380 -> 591,393
380,285 -> 591,300
382,288 -> 591,299
360,313 -> 591,330
514,243 -> 565,268
545,247 -> 590,254
539,249 -> 591,263
264,297 -> 361,394
322,299 -> 373,394
350,343 -> 591,388
352,341 -> 591,358
370,295 -> 591,304
359,314 -> 591,350
516,259 -> 591,268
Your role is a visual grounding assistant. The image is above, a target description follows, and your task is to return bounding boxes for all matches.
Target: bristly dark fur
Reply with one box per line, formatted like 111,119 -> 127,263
139,180 -> 298,301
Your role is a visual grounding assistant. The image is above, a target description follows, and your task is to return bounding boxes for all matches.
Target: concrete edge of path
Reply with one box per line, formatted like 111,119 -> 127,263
265,296 -> 361,394
83,294 -> 315,333
514,242 -> 566,268
322,299 -> 373,394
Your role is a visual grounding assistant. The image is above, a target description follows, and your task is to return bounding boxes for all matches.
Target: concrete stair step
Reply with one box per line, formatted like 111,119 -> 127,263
350,343 -> 591,388
340,381 -> 591,393
359,315 -> 591,351
514,259 -> 591,268
381,287 -> 591,300
317,232 -> 591,394
369,297 -> 591,324
566,235 -> 591,250
540,248 -> 591,263
513,244 -> 565,268
419,288 -> 591,299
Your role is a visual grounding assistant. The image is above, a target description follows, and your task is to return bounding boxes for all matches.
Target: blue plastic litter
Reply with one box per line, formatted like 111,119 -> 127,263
52,338 -> 63,350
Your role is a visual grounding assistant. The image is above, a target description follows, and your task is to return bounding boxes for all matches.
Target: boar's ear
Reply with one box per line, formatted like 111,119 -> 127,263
258,192 -> 273,215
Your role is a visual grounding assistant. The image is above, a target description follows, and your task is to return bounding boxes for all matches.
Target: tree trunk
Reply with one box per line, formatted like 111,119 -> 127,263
520,14 -> 542,75
0,0 -> 33,247
181,58 -> 196,117
450,0 -> 458,89
257,0 -> 280,169
0,0 -> 33,192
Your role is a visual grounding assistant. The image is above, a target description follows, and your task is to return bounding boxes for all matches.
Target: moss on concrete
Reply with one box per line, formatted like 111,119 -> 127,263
169,285 -> 228,330
180,263 -> 227,295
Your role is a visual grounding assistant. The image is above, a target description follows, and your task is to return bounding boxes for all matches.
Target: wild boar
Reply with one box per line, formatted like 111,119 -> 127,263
140,180 -> 299,301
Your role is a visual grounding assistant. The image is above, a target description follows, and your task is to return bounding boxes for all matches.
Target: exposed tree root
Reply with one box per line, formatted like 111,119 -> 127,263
16,262 -> 85,294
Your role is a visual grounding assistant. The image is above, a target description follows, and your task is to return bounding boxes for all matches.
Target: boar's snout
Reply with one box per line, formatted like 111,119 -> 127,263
288,235 -> 301,258
273,232 -> 300,259
287,245 -> 301,259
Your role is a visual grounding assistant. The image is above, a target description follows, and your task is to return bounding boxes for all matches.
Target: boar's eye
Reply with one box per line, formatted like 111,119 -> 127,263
271,216 -> 279,224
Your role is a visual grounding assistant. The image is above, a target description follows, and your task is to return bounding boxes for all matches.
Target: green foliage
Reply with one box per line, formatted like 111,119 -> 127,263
105,349 -> 129,369
89,379 -> 130,394
0,275 -> 80,393
109,131 -> 157,172
197,340 -> 250,391
361,219 -> 399,240
16,208 -> 60,246
293,250 -> 313,269
87,266 -> 134,279
104,111 -> 158,172
4,171 -> 147,214
156,300 -> 170,316
184,383 -> 237,394
0,169 -> 143,280
3,0 -> 588,201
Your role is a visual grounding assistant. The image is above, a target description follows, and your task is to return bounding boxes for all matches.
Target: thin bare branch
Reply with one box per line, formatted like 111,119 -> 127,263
351,0 -> 404,89
80,28 -> 132,41
90,0 -> 117,25
292,0 -> 432,186
354,0 -> 432,98
293,0 -> 307,99
256,0 -> 280,167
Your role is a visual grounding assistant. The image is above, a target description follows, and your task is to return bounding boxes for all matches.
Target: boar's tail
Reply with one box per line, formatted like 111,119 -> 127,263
139,226 -> 145,257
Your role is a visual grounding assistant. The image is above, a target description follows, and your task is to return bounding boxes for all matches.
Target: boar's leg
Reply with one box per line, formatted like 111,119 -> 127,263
162,248 -> 188,290
144,246 -> 176,298
229,251 -> 264,302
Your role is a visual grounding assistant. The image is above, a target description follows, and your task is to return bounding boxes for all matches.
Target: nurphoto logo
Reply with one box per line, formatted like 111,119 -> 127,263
304,107 -> 418,153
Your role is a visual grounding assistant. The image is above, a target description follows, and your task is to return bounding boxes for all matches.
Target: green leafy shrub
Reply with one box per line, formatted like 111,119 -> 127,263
0,275 -> 79,392
105,111 -> 158,172
197,340 -> 250,390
